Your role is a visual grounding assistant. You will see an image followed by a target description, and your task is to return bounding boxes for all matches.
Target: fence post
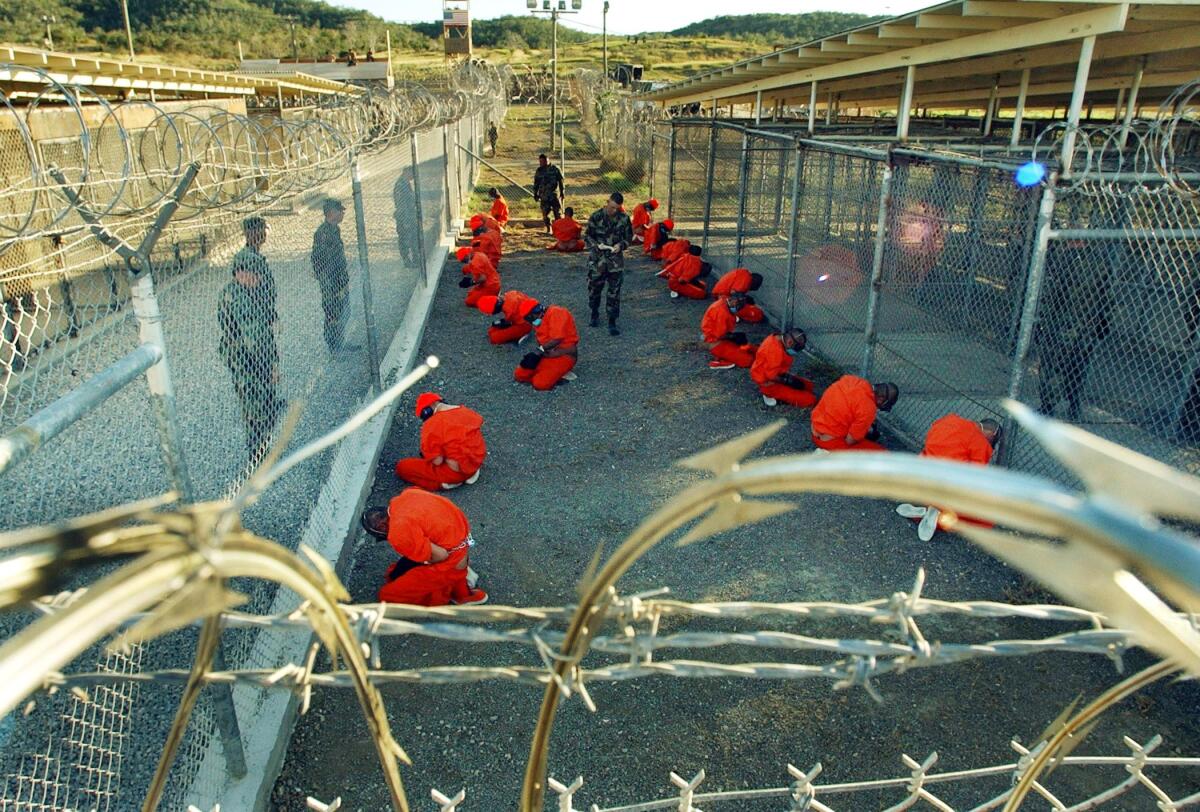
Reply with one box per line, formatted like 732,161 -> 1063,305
734,131 -> 751,266
410,131 -> 429,285
782,141 -> 804,332
860,158 -> 895,378
1000,176 -> 1058,465
822,150 -> 836,236
350,157 -> 383,392
128,274 -> 193,501
649,128 -> 657,201
701,120 -> 719,251
666,122 -> 677,221
442,124 -> 455,234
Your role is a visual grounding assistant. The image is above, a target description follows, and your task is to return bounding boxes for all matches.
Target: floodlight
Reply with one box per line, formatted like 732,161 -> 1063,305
1015,161 -> 1046,188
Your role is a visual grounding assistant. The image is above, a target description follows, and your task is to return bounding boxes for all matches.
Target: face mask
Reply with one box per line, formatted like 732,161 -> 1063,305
786,348 -> 799,357
532,318 -> 543,327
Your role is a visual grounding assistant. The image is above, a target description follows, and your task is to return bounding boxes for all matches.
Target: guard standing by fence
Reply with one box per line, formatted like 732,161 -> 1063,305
218,216 -> 285,463
311,198 -> 350,353
585,192 -> 634,336
533,153 -> 565,233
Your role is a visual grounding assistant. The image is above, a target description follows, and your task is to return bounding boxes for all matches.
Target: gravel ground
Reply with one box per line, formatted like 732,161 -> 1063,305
273,237 -> 1200,811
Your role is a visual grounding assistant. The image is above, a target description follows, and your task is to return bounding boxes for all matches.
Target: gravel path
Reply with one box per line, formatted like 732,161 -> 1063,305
274,237 -> 1200,811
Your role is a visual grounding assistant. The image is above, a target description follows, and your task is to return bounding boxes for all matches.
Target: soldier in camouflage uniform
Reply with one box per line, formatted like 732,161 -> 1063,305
584,192 -> 634,336
311,198 -> 349,352
218,217 -> 284,463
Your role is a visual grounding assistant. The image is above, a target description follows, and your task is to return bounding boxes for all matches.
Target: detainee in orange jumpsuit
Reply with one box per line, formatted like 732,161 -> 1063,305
487,187 -> 509,229
659,237 -> 691,269
630,198 -> 658,243
546,206 -> 585,252
513,299 -> 579,391
712,268 -> 766,322
457,246 -> 500,308
472,226 -> 503,267
394,393 -> 487,491
643,219 -> 674,260
751,330 -> 816,407
701,293 -> 758,369
663,248 -> 714,300
477,292 -> 533,345
811,375 -> 899,451
469,213 -> 502,234
361,488 -> 488,606
897,415 -> 1001,539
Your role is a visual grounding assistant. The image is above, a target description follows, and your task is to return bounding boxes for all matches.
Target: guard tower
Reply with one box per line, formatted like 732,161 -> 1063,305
443,0 -> 472,59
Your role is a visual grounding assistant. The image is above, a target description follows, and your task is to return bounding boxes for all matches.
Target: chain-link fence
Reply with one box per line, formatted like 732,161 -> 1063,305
657,117 -> 1200,480
0,63 -> 502,810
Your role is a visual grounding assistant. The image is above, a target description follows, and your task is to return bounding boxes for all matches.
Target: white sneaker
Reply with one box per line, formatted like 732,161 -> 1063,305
562,371 -> 578,381
669,291 -> 679,299
708,361 -> 735,370
918,507 -> 940,541
762,395 -> 778,407
440,481 -> 462,491
896,503 -> 928,519
466,468 -> 481,485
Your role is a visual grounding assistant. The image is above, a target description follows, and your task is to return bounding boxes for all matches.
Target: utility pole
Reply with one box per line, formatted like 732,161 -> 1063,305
120,0 -> 135,60
529,0 -> 581,154
41,15 -> 55,51
286,15 -> 299,61
603,1 -> 609,84
552,9 -> 558,151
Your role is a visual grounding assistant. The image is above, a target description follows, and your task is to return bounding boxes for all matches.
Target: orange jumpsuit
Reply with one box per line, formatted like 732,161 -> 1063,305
920,414 -> 995,529
490,196 -> 509,228
712,269 -> 766,322
462,252 -> 500,308
811,375 -> 884,451
922,414 -> 994,464
488,290 -> 533,345
659,239 -> 691,268
394,406 -> 487,490
514,305 -> 578,390
643,224 -> 671,259
379,488 -> 474,606
631,203 -> 653,241
473,214 -> 501,233
701,299 -> 757,368
751,334 -> 816,407
547,217 -> 585,252
664,254 -> 709,299
472,229 -> 503,267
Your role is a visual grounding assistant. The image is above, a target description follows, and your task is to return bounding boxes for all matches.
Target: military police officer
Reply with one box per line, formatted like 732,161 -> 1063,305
584,191 -> 634,336
311,198 -> 349,352
218,216 -> 285,463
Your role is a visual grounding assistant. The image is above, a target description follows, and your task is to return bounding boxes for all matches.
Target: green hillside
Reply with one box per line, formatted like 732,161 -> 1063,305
670,12 -> 882,43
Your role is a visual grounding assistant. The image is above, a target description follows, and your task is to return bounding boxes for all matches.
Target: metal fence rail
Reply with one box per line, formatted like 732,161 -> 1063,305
658,116 -> 1200,478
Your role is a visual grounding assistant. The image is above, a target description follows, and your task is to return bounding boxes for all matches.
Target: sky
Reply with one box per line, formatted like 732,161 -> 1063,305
370,0 -> 933,37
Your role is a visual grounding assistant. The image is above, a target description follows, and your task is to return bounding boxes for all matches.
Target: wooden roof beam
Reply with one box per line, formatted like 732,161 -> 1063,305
821,39 -> 891,54
962,1 -> 1090,18
918,13 -> 1033,30
848,31 -> 930,48
877,24 -> 964,40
